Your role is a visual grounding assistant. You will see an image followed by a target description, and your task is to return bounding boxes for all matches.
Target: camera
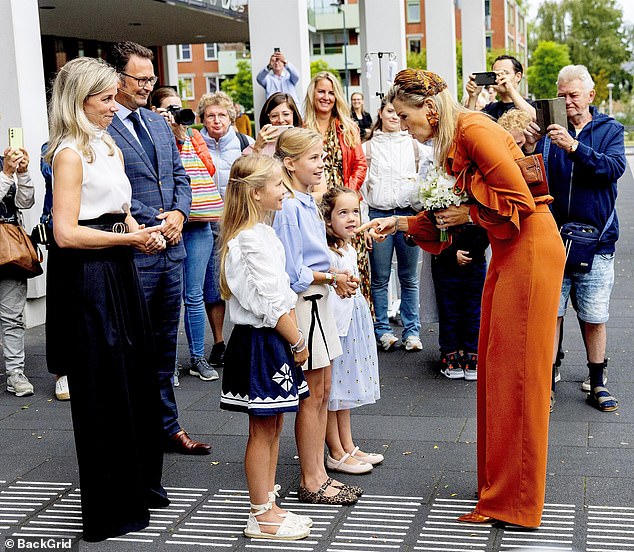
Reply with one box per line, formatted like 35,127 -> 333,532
166,105 -> 196,126
274,47 -> 281,53
473,71 -> 498,86
534,98 -> 567,132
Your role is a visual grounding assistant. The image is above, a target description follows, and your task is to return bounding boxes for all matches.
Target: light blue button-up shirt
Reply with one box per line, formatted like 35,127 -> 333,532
273,190 -> 330,293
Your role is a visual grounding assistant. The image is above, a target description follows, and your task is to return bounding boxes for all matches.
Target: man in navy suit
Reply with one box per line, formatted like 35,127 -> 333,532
108,41 -> 210,454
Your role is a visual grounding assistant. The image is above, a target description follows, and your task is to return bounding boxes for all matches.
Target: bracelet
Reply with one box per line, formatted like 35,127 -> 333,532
391,216 -> 399,235
331,272 -> 338,287
291,337 -> 306,354
290,330 -> 304,351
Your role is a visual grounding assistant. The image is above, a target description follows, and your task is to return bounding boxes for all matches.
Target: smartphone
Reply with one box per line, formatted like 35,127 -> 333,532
534,98 -> 567,132
8,127 -> 24,149
274,47 -> 281,53
473,72 -> 498,86
271,124 -> 294,138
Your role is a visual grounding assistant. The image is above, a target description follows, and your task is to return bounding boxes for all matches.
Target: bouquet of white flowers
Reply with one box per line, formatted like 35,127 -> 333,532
416,165 -> 468,241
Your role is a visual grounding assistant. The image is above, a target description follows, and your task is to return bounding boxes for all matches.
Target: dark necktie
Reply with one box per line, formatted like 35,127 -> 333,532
128,111 -> 157,170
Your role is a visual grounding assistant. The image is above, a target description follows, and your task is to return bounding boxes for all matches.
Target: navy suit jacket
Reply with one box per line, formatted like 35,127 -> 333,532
109,108 -> 191,268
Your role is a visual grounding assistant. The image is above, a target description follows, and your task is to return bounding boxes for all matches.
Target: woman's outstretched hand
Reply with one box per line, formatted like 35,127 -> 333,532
356,217 -> 395,242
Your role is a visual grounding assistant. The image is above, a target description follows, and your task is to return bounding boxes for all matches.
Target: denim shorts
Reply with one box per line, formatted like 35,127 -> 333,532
559,253 -> 614,323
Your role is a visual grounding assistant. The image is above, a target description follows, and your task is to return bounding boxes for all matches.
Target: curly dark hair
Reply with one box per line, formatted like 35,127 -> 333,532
110,41 -> 153,73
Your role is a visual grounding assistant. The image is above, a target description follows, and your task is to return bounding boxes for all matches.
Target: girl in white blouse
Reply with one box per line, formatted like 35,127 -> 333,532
218,154 -> 310,541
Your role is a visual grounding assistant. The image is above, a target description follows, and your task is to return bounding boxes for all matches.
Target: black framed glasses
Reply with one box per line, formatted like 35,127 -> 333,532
120,72 -> 158,88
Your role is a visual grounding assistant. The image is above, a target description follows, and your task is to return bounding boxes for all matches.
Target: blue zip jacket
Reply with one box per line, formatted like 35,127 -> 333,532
536,106 -> 626,254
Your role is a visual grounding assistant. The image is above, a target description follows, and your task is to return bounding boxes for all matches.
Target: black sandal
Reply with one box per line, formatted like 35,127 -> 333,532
587,385 -> 618,412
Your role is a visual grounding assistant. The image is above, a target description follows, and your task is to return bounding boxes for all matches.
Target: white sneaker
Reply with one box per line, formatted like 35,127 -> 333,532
379,333 -> 399,351
55,375 -> 70,401
7,372 -> 34,397
404,335 -> 423,351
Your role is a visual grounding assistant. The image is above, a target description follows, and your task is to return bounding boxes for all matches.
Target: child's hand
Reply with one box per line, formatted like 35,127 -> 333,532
334,272 -> 358,299
456,249 -> 472,266
294,347 -> 309,367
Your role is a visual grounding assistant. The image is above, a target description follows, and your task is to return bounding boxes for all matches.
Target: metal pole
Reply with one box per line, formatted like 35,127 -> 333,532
341,6 -> 349,101
607,83 -> 614,117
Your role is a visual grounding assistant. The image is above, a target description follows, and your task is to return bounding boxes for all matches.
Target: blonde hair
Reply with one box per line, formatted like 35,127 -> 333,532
387,84 -> 470,169
219,154 -> 281,299
304,71 -> 360,148
197,91 -> 236,122
46,57 -> 118,164
497,109 -> 532,134
274,127 -> 323,191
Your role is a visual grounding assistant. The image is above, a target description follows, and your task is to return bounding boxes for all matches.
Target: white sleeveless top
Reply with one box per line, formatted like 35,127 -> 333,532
52,132 -> 132,220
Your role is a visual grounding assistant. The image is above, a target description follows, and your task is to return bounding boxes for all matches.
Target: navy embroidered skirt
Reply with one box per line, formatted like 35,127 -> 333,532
220,325 -> 309,415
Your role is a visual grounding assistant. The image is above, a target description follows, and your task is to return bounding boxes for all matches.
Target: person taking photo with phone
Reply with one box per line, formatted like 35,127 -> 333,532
257,49 -> 301,109
465,55 -> 535,121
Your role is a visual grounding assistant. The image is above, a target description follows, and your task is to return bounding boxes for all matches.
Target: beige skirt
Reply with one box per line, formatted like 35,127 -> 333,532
295,284 -> 342,371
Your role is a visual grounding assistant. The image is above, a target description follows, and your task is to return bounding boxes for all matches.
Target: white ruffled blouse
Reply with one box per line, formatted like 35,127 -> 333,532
225,223 -> 297,328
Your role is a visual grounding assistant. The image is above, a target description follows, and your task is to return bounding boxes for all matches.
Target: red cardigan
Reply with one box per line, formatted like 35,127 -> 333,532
334,119 -> 367,191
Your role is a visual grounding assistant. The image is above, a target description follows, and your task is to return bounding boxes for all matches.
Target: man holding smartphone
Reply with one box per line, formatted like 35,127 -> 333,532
466,55 -> 535,121
256,49 -> 301,108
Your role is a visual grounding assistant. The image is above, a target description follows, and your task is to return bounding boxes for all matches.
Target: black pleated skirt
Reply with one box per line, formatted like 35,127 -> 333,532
46,244 -> 168,541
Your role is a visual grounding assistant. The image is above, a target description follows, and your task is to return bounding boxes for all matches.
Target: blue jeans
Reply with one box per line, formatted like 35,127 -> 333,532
182,223 -> 213,359
369,207 -> 421,340
431,258 -> 486,354
204,221 -> 222,305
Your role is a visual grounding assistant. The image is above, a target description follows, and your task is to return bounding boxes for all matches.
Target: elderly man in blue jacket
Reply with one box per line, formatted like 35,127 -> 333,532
108,41 -> 210,454
525,64 -> 626,413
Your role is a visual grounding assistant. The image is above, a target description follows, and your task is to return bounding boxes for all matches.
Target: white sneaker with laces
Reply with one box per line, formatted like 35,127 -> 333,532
379,333 -> 399,351
404,335 -> 423,351
55,375 -> 70,401
7,372 -> 34,397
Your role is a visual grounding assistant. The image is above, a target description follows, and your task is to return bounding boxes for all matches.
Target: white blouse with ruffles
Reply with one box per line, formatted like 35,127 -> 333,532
225,223 -> 297,328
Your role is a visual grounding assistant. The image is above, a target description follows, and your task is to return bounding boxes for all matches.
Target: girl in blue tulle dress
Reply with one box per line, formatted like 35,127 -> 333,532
321,187 -> 383,475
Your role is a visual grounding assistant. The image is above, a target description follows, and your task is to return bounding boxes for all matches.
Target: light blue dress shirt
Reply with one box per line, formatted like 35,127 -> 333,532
273,190 -> 331,293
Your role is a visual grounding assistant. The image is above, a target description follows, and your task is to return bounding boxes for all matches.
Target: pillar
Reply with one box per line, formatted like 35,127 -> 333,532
0,0 -> 49,326
425,0 -> 458,98
358,0 -> 407,117
248,0 -> 311,131
460,0 -> 486,102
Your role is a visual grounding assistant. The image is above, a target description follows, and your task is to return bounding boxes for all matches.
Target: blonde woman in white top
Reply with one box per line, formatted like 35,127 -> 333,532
45,56 -> 168,542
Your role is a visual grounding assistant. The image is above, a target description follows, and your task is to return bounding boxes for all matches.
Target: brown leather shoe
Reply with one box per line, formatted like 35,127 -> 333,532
457,511 -> 496,524
166,430 -> 211,455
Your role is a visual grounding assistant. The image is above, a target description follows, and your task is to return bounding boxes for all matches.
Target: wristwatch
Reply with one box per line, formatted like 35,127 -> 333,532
569,139 -> 579,153
324,272 -> 333,283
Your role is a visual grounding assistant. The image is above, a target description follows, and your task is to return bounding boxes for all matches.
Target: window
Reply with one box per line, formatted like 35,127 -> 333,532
205,75 -> 220,94
485,35 -> 492,50
177,44 -> 192,62
407,0 -> 420,23
323,32 -> 345,55
408,37 -> 422,54
179,76 -> 195,100
484,0 -> 491,16
204,43 -> 218,60
507,2 -> 514,26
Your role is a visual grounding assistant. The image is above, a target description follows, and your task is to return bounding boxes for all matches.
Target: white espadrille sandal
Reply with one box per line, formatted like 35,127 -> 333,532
243,501 -> 310,540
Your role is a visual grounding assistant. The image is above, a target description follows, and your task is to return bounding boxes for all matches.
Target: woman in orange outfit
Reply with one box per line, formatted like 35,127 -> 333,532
360,69 -> 565,528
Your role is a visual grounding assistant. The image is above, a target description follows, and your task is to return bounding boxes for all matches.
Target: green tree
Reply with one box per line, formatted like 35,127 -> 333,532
221,60 -> 253,112
526,41 -> 571,98
310,59 -> 341,80
406,50 -> 426,70
531,0 -> 631,99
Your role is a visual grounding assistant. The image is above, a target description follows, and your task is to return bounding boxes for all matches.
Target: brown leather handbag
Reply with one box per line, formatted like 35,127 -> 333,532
0,222 -> 43,278
515,153 -> 549,198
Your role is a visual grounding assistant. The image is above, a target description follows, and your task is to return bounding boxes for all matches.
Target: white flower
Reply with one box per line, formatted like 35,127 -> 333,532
410,165 -> 468,212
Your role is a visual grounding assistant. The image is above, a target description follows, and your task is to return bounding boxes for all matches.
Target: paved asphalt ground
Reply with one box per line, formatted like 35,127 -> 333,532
1,154 -> 633,552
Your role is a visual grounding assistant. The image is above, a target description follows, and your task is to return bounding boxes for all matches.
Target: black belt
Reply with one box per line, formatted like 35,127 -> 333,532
303,293 -> 330,370
79,214 -> 128,233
